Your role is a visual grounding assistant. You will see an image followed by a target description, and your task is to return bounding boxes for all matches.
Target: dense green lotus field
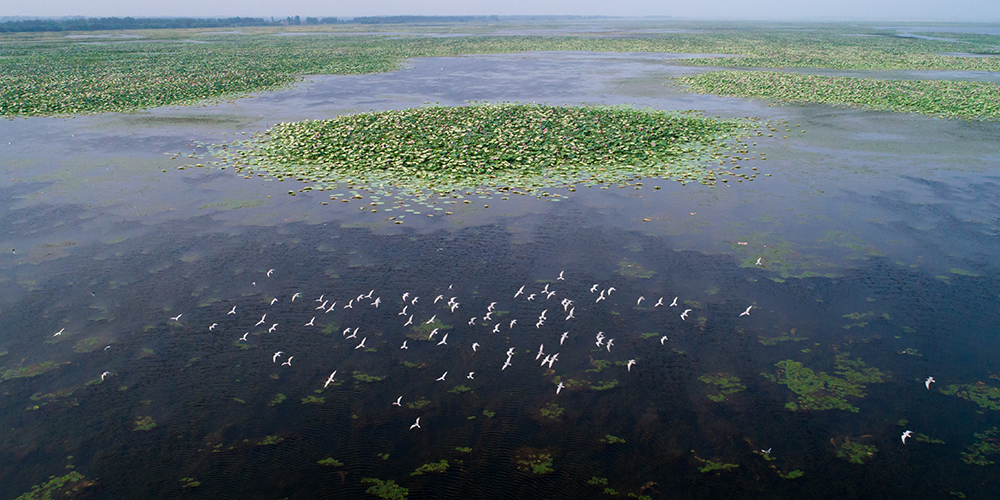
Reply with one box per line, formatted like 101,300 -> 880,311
677,71 -> 1000,120
3,24 -> 1000,117
216,104 -> 753,198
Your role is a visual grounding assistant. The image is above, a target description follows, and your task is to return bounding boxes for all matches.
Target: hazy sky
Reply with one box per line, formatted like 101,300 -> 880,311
2,0 -> 998,22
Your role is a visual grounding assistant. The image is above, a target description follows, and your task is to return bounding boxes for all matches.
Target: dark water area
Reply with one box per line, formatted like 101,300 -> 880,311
2,51 -> 1000,499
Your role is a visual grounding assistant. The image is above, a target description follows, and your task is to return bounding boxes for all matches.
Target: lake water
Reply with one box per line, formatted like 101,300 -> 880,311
2,50 -> 1000,499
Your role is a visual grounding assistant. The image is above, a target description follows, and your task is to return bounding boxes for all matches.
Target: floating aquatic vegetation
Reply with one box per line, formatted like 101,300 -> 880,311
352,371 -> 385,383
454,447 -> 472,453
588,477 -> 609,486
780,470 -> 805,479
27,386 -> 79,410
361,478 -> 408,500
601,435 -> 626,444
410,460 -> 449,475
698,373 -> 747,402
696,459 -> 739,475
267,393 -> 287,406
377,453 -> 390,460
481,409 -> 495,418
587,359 -> 613,373
448,385 -> 471,394
841,311 -> 890,330
617,259 -> 656,279
835,439 -> 877,464
961,427 -> 1000,466
940,383 -> 1000,411
217,104 -> 751,200
133,416 -> 157,431
301,395 -> 325,404
539,403 -> 564,419
513,447 -> 554,474
179,477 -> 200,489
406,398 -> 431,410
317,457 -> 344,466
14,472 -> 93,500
71,336 -> 103,353
246,435 -> 284,446
591,379 -> 619,391
762,353 -> 888,412
757,328 -> 808,346
677,71 -> 1000,121
2,361 -> 65,381
899,348 -> 923,357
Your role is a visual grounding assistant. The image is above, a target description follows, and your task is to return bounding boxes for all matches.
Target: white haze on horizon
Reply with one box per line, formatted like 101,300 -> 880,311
1,0 -> 997,23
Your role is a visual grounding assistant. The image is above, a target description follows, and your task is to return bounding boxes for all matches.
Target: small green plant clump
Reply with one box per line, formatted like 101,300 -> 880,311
591,379 -> 619,391
301,395 -> 325,404
698,459 -> 739,474
318,457 -> 344,467
406,398 -> 431,410
411,460 -> 449,475
133,416 -> 157,431
361,478 -> 409,500
780,470 -> 805,479
539,403 -> 565,419
14,472 -> 91,500
179,477 -> 201,489
2,361 -> 64,381
268,393 -> 287,406
961,427 -> 1000,465
698,373 -> 747,402
601,435 -> 626,444
940,382 -> 1000,411
224,103 -> 749,198
762,353 -> 888,412
448,385 -> 472,394
836,440 -> 877,464
245,435 -> 284,446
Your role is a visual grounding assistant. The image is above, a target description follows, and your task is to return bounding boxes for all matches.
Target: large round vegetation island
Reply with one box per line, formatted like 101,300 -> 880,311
221,104 -> 756,198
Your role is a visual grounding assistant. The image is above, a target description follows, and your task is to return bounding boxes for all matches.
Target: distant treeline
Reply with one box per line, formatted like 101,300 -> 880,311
0,16 -> 344,33
0,15 -> 612,33
351,15 -> 501,24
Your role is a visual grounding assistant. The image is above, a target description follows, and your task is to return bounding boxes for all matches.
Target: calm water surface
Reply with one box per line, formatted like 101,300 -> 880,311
1,51 -> 999,499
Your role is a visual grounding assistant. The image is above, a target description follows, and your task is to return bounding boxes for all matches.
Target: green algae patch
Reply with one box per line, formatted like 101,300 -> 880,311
835,439 -> 877,464
513,447 -> 554,474
14,471 -> 93,500
698,373 -> 747,402
27,386 -> 80,410
2,361 -> 66,381
407,398 -> 431,410
780,470 -> 805,479
223,104 -> 749,198
268,393 -> 287,406
411,460 -> 449,476
133,416 -> 157,431
762,353 -> 888,412
72,337 -> 103,353
591,379 -> 619,391
678,71 -> 1000,121
601,435 -> 626,444
448,385 -> 472,394
617,258 -> 656,278
961,427 -> 1000,465
353,371 -> 385,383
758,328 -> 808,346
245,435 -> 284,446
454,447 -> 472,453
361,478 -> 408,500
301,395 -> 325,404
539,403 -> 565,419
318,457 -> 344,467
179,477 -> 200,489
697,459 -> 739,475
939,382 -> 1000,411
